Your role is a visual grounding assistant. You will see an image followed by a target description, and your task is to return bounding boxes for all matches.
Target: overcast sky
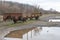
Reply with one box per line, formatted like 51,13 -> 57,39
2,0 -> 60,12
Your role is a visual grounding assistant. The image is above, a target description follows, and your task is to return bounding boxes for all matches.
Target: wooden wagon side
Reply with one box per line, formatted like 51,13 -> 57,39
3,13 -> 22,21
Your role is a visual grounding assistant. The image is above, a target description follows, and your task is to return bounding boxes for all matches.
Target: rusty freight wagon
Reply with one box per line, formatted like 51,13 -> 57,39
3,13 -> 30,21
3,13 -> 22,21
3,12 -> 42,21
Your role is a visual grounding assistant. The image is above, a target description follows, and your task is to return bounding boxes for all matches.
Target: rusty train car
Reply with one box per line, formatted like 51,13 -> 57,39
3,12 -> 42,21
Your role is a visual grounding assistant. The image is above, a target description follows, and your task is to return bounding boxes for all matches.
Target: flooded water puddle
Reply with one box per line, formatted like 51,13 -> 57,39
4,27 -> 60,40
49,19 -> 60,22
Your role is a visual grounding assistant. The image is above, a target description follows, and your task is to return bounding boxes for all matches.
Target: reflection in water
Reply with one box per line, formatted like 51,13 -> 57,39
4,27 -> 42,40
34,27 -> 42,36
4,27 -> 60,40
